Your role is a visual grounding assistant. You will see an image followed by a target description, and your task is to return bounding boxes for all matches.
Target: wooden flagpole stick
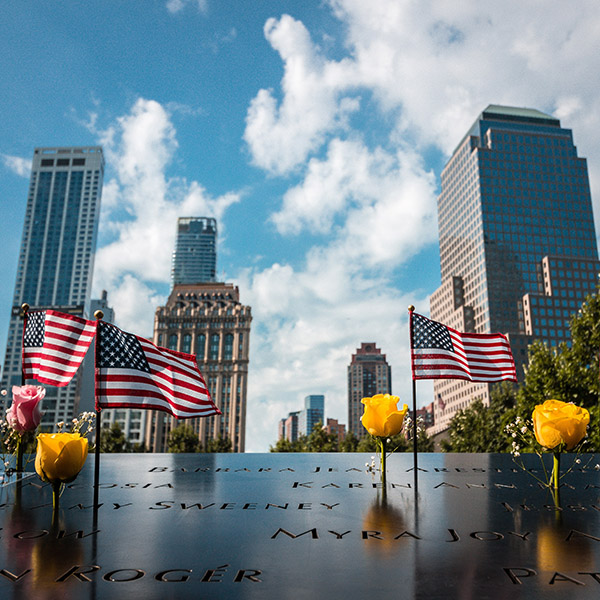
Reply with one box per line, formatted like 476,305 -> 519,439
93,310 -> 104,508
408,306 -> 418,475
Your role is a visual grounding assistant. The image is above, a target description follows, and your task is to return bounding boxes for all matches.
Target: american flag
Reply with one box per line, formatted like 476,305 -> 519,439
22,310 -> 96,386
95,321 -> 220,418
410,312 -> 517,383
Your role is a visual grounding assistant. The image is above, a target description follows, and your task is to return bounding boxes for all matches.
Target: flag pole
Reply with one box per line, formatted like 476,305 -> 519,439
93,309 -> 104,508
20,303 -> 29,387
408,305 -> 418,475
16,303 -> 29,474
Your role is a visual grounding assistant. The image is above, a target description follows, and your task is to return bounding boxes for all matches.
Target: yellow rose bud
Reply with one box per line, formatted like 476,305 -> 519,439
35,433 -> 88,484
532,400 -> 590,450
361,394 -> 408,438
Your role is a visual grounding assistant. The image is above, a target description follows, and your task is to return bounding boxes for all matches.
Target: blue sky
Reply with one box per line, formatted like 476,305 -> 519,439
1,1 -> 599,451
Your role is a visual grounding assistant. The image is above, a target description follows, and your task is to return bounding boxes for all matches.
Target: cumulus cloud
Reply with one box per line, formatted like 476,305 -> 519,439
244,15 -> 360,175
93,98 -> 241,334
271,138 -> 437,264
1,154 -> 32,177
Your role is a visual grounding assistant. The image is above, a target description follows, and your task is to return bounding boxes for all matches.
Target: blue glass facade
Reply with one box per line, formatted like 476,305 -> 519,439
171,217 -> 217,286
429,106 -> 599,433
1,147 -> 104,426
298,394 -> 325,437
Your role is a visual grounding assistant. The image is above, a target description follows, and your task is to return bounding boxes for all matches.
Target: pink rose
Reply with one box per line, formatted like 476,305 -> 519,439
7,385 -> 45,432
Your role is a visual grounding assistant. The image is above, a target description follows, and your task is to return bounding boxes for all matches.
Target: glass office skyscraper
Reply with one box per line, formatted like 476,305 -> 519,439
171,217 -> 217,286
1,146 -> 104,426
429,105 -> 599,434
298,394 -> 325,437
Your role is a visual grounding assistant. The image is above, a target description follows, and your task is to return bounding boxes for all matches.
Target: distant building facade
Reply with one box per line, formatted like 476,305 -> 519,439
279,411 -> 300,443
145,282 -> 251,452
429,105 -> 599,435
1,146 -> 104,427
347,343 -> 392,438
324,418 -> 346,446
171,217 -> 217,286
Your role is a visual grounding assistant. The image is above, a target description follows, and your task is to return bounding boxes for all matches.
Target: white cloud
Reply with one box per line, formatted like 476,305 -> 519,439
93,98 -> 241,335
271,138 -> 438,268
1,154 -> 31,177
166,0 -> 207,14
244,15 -> 360,175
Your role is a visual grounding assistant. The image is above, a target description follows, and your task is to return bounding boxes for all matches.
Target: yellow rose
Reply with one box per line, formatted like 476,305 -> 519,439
532,400 -> 590,450
361,394 -> 408,438
35,433 -> 88,484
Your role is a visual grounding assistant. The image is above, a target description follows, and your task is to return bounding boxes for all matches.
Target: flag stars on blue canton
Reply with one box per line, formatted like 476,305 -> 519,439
412,314 -> 454,352
24,312 -> 45,347
98,322 -> 150,373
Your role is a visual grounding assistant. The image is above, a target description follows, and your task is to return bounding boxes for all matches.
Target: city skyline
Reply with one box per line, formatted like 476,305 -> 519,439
1,2 -> 600,450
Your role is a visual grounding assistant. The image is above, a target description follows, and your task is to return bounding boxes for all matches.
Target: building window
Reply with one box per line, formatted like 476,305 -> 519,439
209,334 -> 220,360
224,334 -> 233,360
168,334 -> 178,351
196,334 -> 206,360
182,334 -> 192,353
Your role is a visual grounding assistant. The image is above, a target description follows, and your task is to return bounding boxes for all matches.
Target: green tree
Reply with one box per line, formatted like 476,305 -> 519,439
167,423 -> 200,453
339,431 -> 359,452
356,431 -> 410,453
441,383 -> 516,452
269,435 -> 308,452
410,424 -> 435,453
100,422 -> 130,453
205,436 -> 232,453
305,421 -> 339,452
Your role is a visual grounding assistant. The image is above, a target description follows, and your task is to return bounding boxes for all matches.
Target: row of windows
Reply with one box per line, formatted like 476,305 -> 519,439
160,332 -> 242,361
40,157 -> 87,167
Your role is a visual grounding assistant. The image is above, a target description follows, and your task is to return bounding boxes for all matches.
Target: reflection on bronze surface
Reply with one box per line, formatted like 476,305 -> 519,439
361,487 -> 406,555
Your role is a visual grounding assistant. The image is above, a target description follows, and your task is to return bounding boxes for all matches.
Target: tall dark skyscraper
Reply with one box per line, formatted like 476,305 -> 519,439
429,105 -> 599,434
347,343 -> 392,439
1,146 -> 104,426
171,217 -> 217,286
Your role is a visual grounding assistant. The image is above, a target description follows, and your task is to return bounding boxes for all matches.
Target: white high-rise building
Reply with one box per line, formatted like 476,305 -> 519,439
1,146 -> 104,427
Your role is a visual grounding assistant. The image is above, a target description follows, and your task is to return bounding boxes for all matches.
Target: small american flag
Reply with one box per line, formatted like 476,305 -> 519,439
95,321 -> 220,418
22,310 -> 96,386
410,312 -> 517,383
